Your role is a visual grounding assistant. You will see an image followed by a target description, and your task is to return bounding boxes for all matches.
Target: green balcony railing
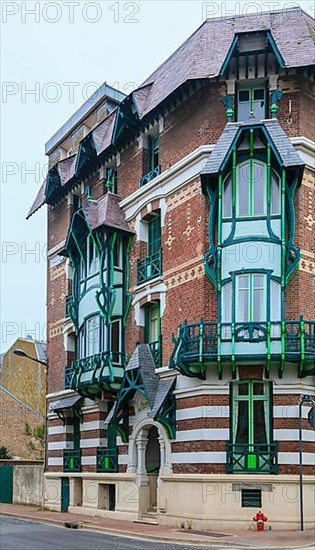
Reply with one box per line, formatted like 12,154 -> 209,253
96,447 -> 118,473
226,442 -> 279,474
63,449 -> 81,472
64,366 -> 73,390
71,351 -> 126,397
149,339 -> 162,369
170,317 -> 315,379
139,165 -> 161,187
137,249 -> 162,285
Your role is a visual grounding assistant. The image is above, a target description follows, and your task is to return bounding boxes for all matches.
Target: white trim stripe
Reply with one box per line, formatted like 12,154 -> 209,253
48,457 -> 63,466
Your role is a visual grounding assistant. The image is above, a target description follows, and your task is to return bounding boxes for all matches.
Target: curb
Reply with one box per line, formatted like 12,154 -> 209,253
1,511 -> 315,550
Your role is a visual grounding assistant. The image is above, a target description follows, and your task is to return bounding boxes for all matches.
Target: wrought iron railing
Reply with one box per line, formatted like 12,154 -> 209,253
170,317 -> 315,378
139,165 -> 161,187
63,449 -> 81,472
137,249 -> 162,284
226,442 -> 278,474
149,339 -> 162,369
71,351 -> 126,394
96,447 -> 118,473
64,366 -> 73,389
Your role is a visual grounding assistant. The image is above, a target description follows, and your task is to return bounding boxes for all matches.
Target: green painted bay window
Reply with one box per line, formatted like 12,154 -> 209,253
223,160 -> 281,219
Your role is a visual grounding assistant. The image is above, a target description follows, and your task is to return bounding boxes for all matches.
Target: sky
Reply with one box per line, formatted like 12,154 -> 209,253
1,0 -> 314,353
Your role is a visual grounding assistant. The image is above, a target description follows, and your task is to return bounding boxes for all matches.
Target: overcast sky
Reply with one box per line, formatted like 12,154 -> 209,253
1,0 -> 314,353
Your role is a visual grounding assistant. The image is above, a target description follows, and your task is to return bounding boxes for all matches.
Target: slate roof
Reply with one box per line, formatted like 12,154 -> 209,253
82,193 -> 134,234
105,345 -> 176,425
27,8 -> 314,219
139,8 -> 314,117
125,344 -> 159,407
51,394 -> 82,412
201,119 -> 305,176
148,377 -> 176,419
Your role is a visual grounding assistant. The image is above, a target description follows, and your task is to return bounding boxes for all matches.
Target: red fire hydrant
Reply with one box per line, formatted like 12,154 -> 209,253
253,511 -> 268,531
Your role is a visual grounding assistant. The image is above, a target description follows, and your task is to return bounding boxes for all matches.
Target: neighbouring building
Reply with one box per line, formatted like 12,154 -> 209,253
0,337 -> 46,459
28,8 -> 314,528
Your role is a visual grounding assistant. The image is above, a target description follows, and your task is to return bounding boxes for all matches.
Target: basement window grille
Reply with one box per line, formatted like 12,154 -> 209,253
241,489 -> 262,508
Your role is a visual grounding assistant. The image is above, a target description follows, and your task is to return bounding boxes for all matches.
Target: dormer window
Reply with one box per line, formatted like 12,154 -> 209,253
237,87 -> 266,121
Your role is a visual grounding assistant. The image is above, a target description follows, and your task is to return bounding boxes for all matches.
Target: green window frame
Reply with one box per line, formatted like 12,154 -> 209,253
232,380 -> 272,451
148,135 -> 160,172
236,273 -> 266,323
148,214 -> 161,256
236,160 -> 267,217
237,87 -> 267,121
145,302 -> 160,345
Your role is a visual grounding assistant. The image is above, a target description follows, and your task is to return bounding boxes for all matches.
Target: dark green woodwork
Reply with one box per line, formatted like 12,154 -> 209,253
63,449 -> 81,472
137,249 -> 162,284
61,478 -> 70,513
0,465 -> 13,503
137,215 -> 162,284
226,442 -> 278,474
219,30 -> 285,77
155,393 -> 176,440
203,125 -> 303,293
64,366 -> 73,390
70,351 -> 126,397
139,166 -> 161,187
96,447 -> 118,473
170,317 -> 315,379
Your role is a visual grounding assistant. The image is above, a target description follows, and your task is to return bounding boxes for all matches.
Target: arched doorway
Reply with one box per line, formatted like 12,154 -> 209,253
145,426 -> 160,512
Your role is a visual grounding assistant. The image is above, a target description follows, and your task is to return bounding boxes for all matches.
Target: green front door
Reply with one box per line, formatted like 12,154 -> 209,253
0,465 -> 13,503
61,477 -> 70,512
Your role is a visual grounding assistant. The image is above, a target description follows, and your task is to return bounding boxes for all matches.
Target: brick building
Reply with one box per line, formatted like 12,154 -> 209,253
28,8 -> 314,528
0,337 -> 46,459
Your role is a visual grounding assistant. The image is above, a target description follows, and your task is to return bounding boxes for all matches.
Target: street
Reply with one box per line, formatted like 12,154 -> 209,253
0,516 -> 217,550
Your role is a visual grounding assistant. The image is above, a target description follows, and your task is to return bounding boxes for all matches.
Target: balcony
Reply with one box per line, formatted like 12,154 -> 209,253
96,447 -> 118,473
139,165 -> 161,187
226,442 -> 278,474
170,318 -> 315,379
63,449 -> 81,473
148,339 -> 162,369
137,249 -> 162,285
70,351 -> 126,397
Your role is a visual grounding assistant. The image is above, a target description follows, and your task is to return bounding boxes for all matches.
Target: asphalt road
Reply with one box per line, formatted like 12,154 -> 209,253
0,516 -> 218,550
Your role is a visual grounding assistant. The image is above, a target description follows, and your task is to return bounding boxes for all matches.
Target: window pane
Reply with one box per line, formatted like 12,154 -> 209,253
253,400 -> 267,444
235,401 -> 248,445
253,382 -> 264,395
86,316 -> 99,357
223,176 -> 232,218
239,275 -> 249,289
254,89 -> 264,100
253,288 -> 265,321
238,102 -> 250,121
113,235 -> 122,268
238,383 -> 249,395
253,275 -> 264,288
111,320 -> 120,362
271,172 -> 280,214
238,164 -> 250,215
253,89 -> 265,119
222,282 -> 232,323
239,90 -> 250,102
253,162 -> 265,214
148,304 -> 159,343
238,289 -> 249,322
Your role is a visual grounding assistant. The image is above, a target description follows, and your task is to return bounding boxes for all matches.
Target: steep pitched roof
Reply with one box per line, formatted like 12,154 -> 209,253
82,193 -> 134,234
201,119 -> 305,176
140,8 -> 314,117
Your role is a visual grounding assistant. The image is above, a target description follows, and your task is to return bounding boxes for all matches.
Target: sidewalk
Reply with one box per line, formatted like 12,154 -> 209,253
1,503 -> 314,549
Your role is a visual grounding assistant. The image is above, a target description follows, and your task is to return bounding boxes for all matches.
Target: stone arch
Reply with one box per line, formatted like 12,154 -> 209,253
127,411 -> 172,480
